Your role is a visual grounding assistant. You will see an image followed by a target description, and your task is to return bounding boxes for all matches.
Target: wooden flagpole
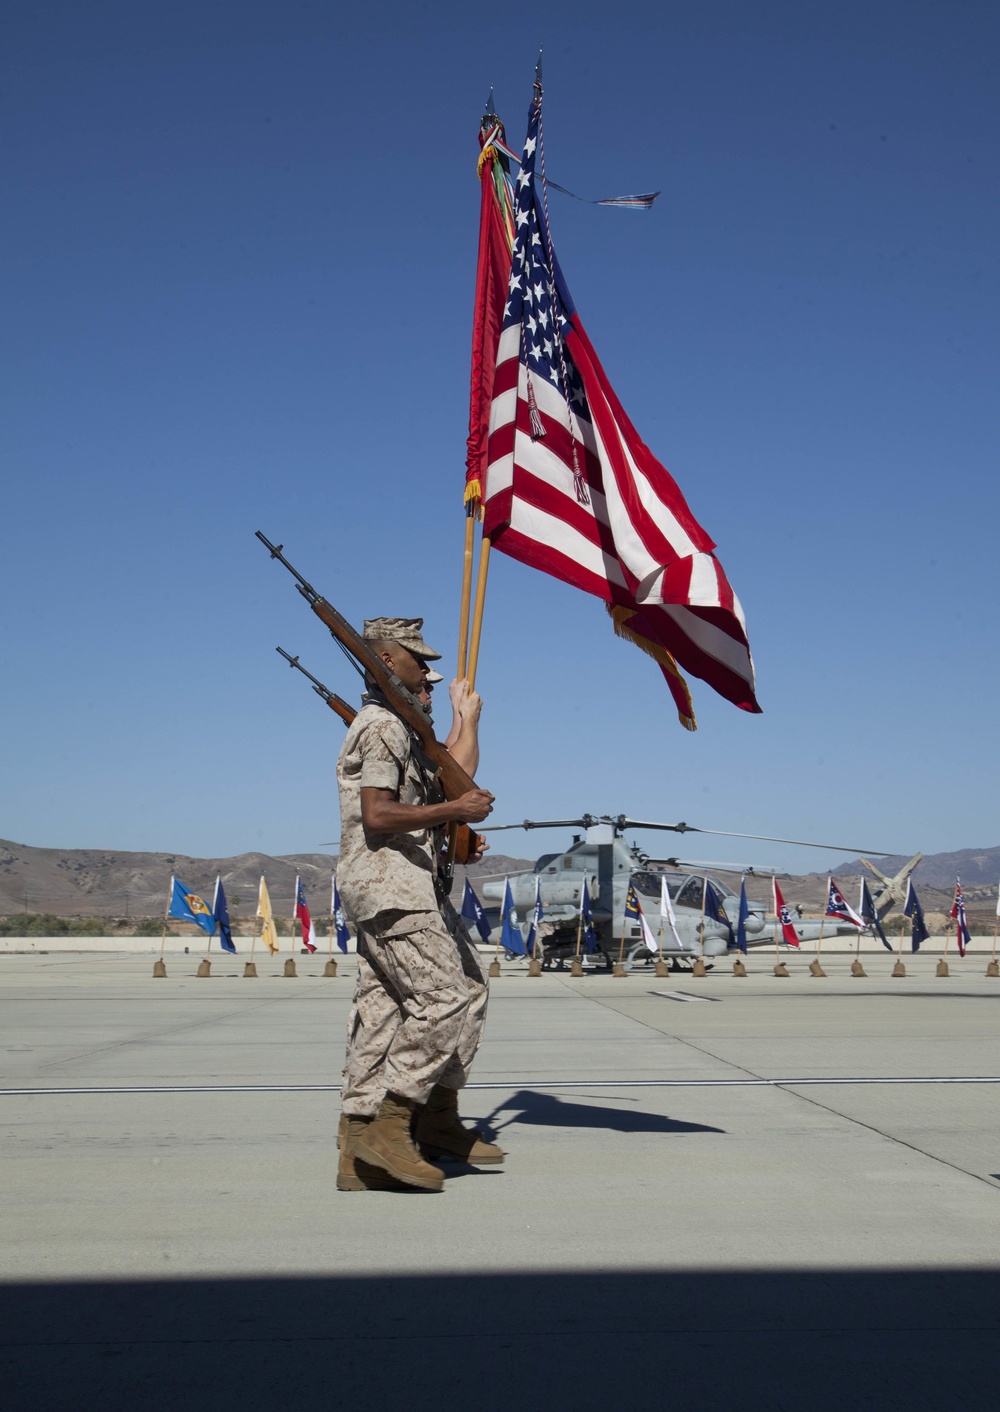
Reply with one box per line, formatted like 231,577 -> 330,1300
457,508 -> 477,679
325,873 -> 338,977
466,536 -> 492,690
244,914 -> 259,978
892,915 -> 906,977
154,879 -> 170,978
691,877 -> 708,977
571,893 -> 585,977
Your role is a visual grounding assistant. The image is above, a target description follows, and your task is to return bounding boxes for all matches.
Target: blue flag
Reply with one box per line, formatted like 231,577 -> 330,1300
526,878 -> 544,957
735,878 -> 750,955
704,879 -> 734,945
332,876 -> 351,953
500,879 -> 527,957
168,877 -> 216,936
460,879 -> 492,942
624,882 -> 641,923
904,880 -> 929,952
860,878 -> 890,951
212,875 -> 236,953
580,878 -> 598,954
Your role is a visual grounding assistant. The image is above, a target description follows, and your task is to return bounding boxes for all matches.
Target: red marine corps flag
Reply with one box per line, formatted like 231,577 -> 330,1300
479,67 -> 759,729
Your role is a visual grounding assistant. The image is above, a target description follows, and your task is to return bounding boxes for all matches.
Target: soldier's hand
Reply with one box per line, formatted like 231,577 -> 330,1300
452,789 -> 495,823
459,687 -> 482,724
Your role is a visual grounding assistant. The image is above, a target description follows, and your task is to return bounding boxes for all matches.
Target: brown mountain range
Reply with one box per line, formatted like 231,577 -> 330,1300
0,838 -> 532,924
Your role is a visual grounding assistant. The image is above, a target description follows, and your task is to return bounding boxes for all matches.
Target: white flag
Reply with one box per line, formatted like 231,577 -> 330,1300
639,903 -> 659,954
996,880 -> 1000,919
660,876 -> 683,947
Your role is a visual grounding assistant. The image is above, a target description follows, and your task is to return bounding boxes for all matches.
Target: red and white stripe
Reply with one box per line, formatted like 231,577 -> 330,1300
483,316 -> 760,715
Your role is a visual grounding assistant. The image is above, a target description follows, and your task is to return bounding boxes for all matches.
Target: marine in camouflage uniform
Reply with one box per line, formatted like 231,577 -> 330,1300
336,617 -> 500,1192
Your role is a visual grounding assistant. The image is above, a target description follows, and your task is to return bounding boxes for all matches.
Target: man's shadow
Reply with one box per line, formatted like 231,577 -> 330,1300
475,1088 -> 723,1138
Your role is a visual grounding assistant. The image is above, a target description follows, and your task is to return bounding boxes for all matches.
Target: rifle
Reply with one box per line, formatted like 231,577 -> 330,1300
256,531 -> 482,807
274,644 -> 485,866
276,647 -> 357,728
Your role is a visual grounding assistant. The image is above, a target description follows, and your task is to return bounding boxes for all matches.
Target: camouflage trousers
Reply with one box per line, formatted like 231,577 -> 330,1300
341,900 -> 489,1116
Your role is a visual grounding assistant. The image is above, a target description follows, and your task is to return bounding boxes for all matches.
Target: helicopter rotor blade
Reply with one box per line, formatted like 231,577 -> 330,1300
645,857 -> 790,876
620,819 -> 892,855
479,819 -> 591,833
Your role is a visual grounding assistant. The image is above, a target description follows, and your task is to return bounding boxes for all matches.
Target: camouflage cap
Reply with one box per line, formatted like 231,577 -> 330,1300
362,616 -> 442,661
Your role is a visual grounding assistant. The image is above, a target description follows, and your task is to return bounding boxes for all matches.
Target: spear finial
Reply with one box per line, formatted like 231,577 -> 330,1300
483,86 -> 496,119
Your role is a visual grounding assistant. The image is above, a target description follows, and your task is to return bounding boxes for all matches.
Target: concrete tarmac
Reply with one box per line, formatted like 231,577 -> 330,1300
2,951 -> 999,1410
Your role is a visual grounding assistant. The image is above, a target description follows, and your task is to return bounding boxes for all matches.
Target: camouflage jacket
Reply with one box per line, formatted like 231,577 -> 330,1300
336,701 -> 444,927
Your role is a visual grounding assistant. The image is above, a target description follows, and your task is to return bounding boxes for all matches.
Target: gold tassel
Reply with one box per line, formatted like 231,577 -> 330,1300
463,480 -> 484,519
477,146 -> 496,179
609,604 -> 697,731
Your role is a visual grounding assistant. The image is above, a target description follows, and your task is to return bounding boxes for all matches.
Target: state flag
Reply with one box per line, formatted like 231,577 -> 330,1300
500,878 -> 527,957
735,877 -> 750,955
461,879 -> 492,942
904,879 -> 929,952
704,878 -> 734,945
950,880 -> 971,957
825,878 -> 864,930
257,875 -> 279,955
332,875 -> 351,953
167,876 -> 216,937
294,876 -> 317,953
773,879 -> 801,948
212,875 -> 236,954
525,877 -> 544,957
580,877 -> 598,954
859,878 -> 890,951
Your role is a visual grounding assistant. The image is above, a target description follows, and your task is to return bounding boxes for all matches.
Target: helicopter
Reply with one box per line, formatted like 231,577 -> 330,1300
475,814 -> 902,971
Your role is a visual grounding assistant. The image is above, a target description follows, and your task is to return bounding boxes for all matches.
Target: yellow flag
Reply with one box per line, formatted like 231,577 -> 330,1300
257,875 -> 279,954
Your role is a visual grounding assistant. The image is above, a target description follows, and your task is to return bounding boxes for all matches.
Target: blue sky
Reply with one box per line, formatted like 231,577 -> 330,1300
2,1 -> 997,874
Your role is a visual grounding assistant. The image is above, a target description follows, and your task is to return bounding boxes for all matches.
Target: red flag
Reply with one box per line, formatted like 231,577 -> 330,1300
481,78 -> 759,728
465,109 -> 516,509
772,879 -> 801,948
294,876 -> 317,954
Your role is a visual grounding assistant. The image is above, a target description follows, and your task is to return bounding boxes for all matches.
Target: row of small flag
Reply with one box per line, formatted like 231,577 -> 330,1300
743,875 -> 975,956
166,874 -> 351,956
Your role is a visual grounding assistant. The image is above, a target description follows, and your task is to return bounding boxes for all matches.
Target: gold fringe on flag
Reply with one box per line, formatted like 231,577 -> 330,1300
464,478 -> 483,512
477,145 -> 497,178
609,604 -> 697,731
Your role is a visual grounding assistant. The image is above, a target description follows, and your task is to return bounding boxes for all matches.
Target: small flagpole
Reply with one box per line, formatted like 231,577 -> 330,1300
160,878 -> 170,964
154,877 -> 171,977
898,916 -> 906,957
699,876 -> 707,967
574,902 -> 584,964
328,876 -> 335,960
816,916 -> 825,962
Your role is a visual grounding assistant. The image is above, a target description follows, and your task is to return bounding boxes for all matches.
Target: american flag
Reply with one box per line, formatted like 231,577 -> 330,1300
483,75 -> 760,728
950,879 -> 971,957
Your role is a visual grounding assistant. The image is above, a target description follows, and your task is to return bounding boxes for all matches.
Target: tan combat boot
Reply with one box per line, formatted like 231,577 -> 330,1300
354,1093 -> 445,1192
337,1114 -> 410,1192
415,1084 -> 505,1165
